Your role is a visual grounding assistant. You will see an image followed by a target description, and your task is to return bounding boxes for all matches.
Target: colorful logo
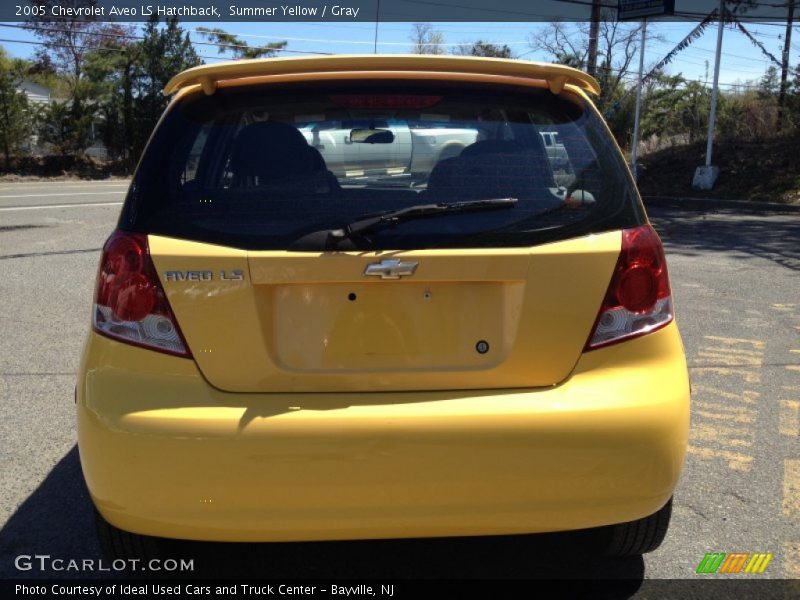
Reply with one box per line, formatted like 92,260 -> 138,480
696,552 -> 773,574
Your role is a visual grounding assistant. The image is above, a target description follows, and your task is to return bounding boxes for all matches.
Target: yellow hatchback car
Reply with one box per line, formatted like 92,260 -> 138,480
77,55 -> 690,559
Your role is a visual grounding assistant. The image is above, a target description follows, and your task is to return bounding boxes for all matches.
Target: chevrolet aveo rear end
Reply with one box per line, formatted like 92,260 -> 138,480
77,55 -> 689,557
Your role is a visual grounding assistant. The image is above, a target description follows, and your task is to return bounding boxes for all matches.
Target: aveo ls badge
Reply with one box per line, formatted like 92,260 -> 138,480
163,270 -> 244,282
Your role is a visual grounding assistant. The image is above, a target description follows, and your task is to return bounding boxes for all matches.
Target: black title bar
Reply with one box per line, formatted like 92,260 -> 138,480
5,0 -> 799,22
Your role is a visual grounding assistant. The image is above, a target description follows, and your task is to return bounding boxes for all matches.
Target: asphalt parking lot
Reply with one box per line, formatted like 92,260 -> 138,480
0,180 -> 798,587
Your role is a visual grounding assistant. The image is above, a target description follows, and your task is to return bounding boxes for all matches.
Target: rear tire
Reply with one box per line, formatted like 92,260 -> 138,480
600,497 -> 673,556
94,508 -> 163,562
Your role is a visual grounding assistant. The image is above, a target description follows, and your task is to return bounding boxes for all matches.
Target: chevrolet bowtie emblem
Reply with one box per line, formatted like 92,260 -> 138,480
363,259 -> 419,280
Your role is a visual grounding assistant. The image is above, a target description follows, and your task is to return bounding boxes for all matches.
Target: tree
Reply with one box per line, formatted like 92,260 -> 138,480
27,53 -> 56,78
587,0 -> 602,77
132,16 -> 201,158
452,41 -> 513,58
410,23 -> 445,55
83,37 -> 138,161
0,54 -> 33,169
26,2 -> 132,95
196,27 -> 287,59
777,0 -> 795,128
37,99 -> 93,158
758,66 -> 780,99
79,16 -> 201,163
528,19 -> 645,111
26,1 -> 135,154
788,63 -> 800,128
639,74 -> 711,145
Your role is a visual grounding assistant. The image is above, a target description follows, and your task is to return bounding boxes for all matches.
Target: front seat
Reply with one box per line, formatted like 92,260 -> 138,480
229,121 -> 338,191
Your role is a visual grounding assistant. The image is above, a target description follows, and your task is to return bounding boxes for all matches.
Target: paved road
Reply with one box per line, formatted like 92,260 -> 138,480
0,181 -> 797,587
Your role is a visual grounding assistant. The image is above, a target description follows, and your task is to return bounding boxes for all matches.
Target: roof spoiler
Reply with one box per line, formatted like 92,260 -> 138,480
163,55 -> 601,97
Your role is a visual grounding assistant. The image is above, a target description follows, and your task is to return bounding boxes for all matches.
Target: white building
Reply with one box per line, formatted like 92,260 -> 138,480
14,80 -> 108,159
16,80 -> 51,105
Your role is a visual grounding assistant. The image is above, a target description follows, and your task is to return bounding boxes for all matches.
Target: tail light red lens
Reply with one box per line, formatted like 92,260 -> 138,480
92,231 -> 191,357
585,225 -> 673,350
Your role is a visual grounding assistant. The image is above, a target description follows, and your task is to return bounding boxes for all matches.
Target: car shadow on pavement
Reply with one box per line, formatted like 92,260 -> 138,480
649,206 -> 800,271
0,447 -> 102,579
1,446 -> 644,594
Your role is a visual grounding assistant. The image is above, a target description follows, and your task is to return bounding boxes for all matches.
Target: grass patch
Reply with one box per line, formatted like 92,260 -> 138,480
638,136 -> 800,204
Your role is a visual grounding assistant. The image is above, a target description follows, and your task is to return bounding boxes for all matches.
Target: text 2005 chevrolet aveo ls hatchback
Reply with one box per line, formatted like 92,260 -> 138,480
77,55 -> 690,559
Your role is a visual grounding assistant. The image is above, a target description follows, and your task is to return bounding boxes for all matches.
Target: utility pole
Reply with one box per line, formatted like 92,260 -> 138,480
373,0 -> 381,54
778,0 -> 795,130
631,19 -> 647,180
705,0 -> 725,169
692,0 -> 725,190
587,0 -> 602,76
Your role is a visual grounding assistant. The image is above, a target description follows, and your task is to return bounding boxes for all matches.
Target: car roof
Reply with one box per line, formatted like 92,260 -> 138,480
163,54 -> 601,98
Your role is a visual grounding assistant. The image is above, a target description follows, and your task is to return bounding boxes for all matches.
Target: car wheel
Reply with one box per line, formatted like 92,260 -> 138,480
600,497 -> 673,556
94,508 -> 163,562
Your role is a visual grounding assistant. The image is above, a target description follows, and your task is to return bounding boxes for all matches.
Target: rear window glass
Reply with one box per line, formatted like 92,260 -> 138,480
121,82 -> 644,250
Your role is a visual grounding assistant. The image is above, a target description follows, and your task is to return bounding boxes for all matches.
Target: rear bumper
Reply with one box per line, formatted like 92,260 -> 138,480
77,324 -> 689,542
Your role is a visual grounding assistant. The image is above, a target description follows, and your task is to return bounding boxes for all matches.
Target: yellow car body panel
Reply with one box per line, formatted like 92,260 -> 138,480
77,322 -> 688,542
149,231 -> 621,393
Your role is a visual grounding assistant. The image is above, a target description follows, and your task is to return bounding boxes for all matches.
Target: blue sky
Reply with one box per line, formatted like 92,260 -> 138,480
0,19 -> 796,90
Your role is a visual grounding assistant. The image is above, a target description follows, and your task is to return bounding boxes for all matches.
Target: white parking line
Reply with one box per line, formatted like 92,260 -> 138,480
0,201 -> 124,211
0,180 -> 129,186
0,185 -> 128,193
0,191 -> 127,200
0,181 -> 127,186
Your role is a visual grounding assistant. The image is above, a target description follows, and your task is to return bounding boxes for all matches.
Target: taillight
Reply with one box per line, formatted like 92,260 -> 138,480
329,95 -> 443,109
585,225 -> 673,350
92,230 -> 191,357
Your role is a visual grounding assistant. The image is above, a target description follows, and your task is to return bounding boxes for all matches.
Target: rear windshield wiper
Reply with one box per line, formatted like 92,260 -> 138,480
290,198 -> 518,250
427,191 -> 595,248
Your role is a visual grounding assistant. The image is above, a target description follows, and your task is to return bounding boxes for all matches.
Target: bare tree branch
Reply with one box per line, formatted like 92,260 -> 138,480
410,23 -> 445,55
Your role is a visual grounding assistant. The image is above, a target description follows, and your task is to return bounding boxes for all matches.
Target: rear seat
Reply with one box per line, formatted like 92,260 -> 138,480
426,140 -> 556,200
229,121 -> 340,193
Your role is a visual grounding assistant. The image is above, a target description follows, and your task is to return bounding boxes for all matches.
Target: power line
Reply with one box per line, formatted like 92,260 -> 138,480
0,36 -> 327,62
0,36 -> 127,54
190,27 -> 533,47
2,19 -> 789,80
648,38 -> 776,63
0,36 -> 236,63
3,21 -> 536,51
0,37 -> 776,91
0,22 -> 332,56
7,20 -> 792,57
